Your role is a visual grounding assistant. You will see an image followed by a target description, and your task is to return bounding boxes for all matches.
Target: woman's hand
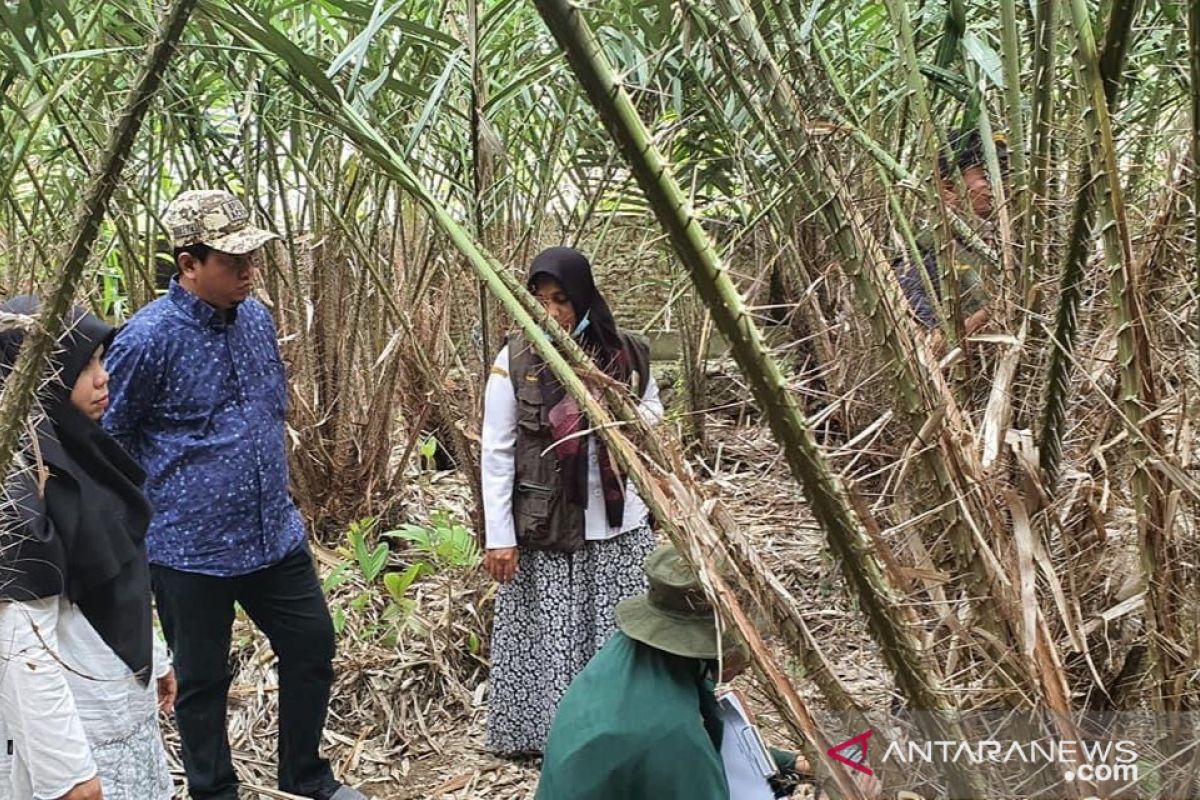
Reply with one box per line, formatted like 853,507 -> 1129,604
59,777 -> 103,800
485,548 -> 519,583
157,668 -> 177,713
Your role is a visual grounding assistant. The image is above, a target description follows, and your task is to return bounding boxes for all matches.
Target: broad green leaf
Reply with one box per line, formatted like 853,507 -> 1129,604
384,562 -> 431,601
402,47 -> 463,158
321,562 -> 351,592
961,32 -> 1005,88
361,542 -> 389,583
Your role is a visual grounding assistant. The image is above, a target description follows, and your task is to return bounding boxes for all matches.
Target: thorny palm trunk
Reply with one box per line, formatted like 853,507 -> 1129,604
0,0 -> 198,484
1191,0 -> 1200,337
468,0 -> 492,544
468,0 -> 493,375
998,0 -> 1027,225
1038,0 -> 1141,483
1023,0 -> 1057,297
1065,0 -> 1178,715
530,0 -> 993,796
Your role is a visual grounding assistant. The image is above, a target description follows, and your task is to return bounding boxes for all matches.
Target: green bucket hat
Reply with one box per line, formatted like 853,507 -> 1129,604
615,544 -> 742,660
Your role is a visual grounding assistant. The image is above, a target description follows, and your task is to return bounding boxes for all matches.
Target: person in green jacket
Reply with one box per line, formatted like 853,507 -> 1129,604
535,544 -> 807,800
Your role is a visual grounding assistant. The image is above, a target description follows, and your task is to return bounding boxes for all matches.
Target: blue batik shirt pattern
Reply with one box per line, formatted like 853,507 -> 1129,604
103,279 -> 306,576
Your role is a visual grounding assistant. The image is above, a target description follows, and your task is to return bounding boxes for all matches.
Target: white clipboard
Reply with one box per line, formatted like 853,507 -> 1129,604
716,690 -> 777,800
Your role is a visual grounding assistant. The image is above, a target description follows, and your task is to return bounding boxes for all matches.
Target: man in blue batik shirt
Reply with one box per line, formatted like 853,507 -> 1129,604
104,190 -> 369,800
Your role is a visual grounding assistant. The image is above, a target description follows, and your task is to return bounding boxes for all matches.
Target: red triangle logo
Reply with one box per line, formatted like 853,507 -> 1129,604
827,730 -> 874,776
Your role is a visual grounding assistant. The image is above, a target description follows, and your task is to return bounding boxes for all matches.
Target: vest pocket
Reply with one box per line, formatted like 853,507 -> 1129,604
515,481 -> 552,516
515,383 -> 545,433
513,482 -> 554,544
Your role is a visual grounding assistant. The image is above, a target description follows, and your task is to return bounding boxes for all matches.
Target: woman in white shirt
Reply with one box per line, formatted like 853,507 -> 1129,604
481,247 -> 662,755
0,297 -> 174,800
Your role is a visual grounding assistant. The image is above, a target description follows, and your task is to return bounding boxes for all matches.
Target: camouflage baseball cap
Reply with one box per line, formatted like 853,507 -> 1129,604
162,189 -> 279,255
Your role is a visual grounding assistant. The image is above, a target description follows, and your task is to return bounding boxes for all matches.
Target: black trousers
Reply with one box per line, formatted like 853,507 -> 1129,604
152,545 -> 340,800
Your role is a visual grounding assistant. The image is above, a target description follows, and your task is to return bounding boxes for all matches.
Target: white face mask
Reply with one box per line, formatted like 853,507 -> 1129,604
537,309 -> 589,341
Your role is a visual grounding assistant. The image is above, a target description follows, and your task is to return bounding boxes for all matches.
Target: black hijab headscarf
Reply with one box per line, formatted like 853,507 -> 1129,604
528,246 -> 625,361
527,247 -> 638,527
0,296 -> 153,685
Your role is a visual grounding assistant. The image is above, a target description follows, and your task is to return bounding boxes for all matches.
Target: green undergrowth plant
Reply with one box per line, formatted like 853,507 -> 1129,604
323,513 -> 481,651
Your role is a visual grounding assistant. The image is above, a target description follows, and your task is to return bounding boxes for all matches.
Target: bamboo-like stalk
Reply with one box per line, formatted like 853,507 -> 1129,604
708,500 -> 875,738
1064,0 -> 1177,715
805,35 -> 955,336
997,0 -> 1028,224
1037,0 -> 1140,484
1037,163 -> 1092,482
1192,0 -> 1200,335
0,0 -> 198,484
1098,0 -> 1144,102
1023,0 -> 1056,298
1127,25 -> 1181,197
468,0 -> 493,378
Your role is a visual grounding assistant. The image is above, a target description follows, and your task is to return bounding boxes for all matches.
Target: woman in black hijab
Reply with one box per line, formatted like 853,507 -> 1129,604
0,297 -> 174,800
479,247 -> 663,755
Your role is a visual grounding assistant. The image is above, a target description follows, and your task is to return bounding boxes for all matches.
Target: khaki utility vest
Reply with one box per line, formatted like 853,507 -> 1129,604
506,330 -> 651,553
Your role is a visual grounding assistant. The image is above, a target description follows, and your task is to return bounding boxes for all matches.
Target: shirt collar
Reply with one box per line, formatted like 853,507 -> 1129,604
168,278 -> 238,329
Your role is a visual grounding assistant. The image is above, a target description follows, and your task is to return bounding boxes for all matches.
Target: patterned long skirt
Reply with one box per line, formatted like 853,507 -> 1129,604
0,714 -> 172,800
485,524 -> 656,755
91,715 -> 174,800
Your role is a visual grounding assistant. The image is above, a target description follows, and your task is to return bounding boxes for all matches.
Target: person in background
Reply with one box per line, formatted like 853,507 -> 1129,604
894,130 -> 1009,345
481,246 -> 663,756
0,297 -> 174,800
103,190 -> 369,800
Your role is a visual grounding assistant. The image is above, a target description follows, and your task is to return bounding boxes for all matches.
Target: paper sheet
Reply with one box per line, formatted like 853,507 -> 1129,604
717,690 -> 776,800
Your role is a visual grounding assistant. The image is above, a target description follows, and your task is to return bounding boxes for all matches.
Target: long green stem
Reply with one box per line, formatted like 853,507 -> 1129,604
1038,0 -> 1141,483
1191,0 -> 1200,340
1023,0 -> 1057,297
1065,0 -> 1176,715
882,0 -> 969,347
0,0 -> 198,488
998,0 -> 1028,222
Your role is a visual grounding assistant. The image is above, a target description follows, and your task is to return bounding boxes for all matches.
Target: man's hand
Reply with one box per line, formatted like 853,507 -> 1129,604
59,776 -> 102,800
485,548 -> 519,583
157,668 -> 177,714
963,306 -> 992,336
